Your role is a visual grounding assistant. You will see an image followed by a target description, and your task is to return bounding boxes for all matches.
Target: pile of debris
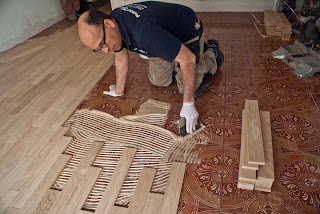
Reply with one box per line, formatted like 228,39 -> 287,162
272,40 -> 320,76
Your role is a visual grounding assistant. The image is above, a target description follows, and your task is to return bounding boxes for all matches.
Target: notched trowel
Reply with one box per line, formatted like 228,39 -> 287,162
179,117 -> 202,137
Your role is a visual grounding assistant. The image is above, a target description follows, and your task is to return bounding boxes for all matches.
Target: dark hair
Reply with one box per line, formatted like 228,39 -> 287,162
86,10 -> 112,26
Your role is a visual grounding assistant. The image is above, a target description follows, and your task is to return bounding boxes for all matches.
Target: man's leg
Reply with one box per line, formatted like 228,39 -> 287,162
175,18 -> 218,95
72,0 -> 80,13
148,57 -> 175,87
60,0 -> 73,17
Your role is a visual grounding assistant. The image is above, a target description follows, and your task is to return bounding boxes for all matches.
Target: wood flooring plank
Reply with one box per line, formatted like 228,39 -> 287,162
143,193 -> 163,214
8,139 -> 72,208
264,10 -> 276,27
33,189 -> 60,214
0,21 -> 115,214
239,111 -> 256,184
127,167 -> 156,214
237,182 -> 254,190
244,100 -> 265,165
257,111 -> 274,180
272,11 -> 284,26
95,147 -> 137,214
0,45 -> 46,63
254,185 -> 271,192
9,73 -> 54,115
241,110 -> 259,170
159,162 -> 186,214
279,12 -> 291,27
255,111 -> 274,190
18,154 -> 71,214
0,190 -> 19,213
3,207 -> 20,214
1,128 -> 70,196
48,142 -> 104,214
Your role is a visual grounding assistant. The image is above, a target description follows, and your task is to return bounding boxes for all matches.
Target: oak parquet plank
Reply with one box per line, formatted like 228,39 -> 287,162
127,167 -> 156,214
239,111 -> 256,184
143,193 -> 163,214
95,147 -> 137,214
244,100 -> 265,165
47,142 -> 103,214
255,111 -> 274,191
18,154 -> 71,214
241,110 -> 259,170
159,162 -> 186,214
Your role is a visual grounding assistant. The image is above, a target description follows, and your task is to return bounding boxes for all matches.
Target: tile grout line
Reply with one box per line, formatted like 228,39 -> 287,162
220,42 -> 228,213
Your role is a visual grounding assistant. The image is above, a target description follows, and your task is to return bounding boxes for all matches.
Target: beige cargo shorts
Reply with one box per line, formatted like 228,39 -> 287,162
148,18 -> 217,94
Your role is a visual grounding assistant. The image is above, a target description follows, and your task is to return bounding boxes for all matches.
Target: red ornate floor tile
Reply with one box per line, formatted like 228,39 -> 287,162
223,78 -> 253,106
224,56 -> 250,78
274,151 -> 307,181
221,146 -> 240,175
197,76 -> 225,105
247,42 -> 277,57
285,109 -> 320,154
140,80 -> 182,103
269,109 -> 306,151
244,33 -> 269,43
250,56 -> 293,78
224,43 -> 248,58
78,98 -> 138,117
311,83 -> 320,108
312,82 -> 320,94
221,105 -> 242,144
223,34 -> 245,43
187,145 -> 224,172
221,173 -> 268,213
269,180 -> 319,213
163,101 -> 181,135
299,153 -> 320,184
197,105 -> 242,146
251,79 -> 287,108
179,170 -> 221,210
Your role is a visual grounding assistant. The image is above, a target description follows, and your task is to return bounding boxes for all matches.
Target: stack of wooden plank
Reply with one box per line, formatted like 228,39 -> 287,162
237,100 -> 274,192
264,10 -> 292,41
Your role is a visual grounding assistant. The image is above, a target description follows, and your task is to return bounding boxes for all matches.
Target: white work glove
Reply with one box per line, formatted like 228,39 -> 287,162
103,85 -> 123,97
180,102 -> 199,134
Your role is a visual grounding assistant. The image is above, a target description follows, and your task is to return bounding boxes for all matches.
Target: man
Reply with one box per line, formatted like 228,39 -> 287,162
78,1 -> 224,134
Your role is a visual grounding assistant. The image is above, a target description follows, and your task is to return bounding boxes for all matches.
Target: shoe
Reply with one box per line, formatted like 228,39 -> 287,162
68,14 -> 78,21
194,72 -> 213,97
208,39 -> 219,49
207,39 -> 224,69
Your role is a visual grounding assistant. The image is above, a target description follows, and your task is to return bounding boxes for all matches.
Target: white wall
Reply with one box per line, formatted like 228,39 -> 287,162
111,0 -> 275,12
0,0 -> 65,52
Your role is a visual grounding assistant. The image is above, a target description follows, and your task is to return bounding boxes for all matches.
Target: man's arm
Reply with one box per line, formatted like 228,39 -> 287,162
174,44 -> 196,102
174,44 -> 199,133
114,48 -> 129,95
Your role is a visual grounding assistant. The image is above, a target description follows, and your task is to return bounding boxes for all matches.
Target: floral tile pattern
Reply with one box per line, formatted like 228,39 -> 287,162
75,12 -> 320,214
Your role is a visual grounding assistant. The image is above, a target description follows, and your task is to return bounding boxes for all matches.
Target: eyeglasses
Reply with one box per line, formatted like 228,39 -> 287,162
93,21 -> 107,52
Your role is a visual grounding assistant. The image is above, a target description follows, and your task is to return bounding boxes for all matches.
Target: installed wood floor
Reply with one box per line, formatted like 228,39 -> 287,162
0,5 -> 115,213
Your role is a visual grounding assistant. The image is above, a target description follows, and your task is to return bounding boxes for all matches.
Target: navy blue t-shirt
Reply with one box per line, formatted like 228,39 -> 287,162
110,1 -> 196,62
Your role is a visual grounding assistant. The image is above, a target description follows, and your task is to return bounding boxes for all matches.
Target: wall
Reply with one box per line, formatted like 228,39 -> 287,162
0,0 -> 65,52
111,0 -> 276,12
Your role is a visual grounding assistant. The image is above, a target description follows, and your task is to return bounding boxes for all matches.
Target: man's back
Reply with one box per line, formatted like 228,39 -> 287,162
111,1 -> 197,61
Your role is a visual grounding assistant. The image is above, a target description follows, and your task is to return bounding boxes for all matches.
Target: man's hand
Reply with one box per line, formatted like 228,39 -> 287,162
103,85 -> 123,97
180,102 -> 199,134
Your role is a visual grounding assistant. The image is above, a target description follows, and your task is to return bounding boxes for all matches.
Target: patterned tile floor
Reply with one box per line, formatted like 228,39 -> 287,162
76,12 -> 320,214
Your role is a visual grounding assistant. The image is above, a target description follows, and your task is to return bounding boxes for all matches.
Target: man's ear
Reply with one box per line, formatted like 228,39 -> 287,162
104,19 -> 115,29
